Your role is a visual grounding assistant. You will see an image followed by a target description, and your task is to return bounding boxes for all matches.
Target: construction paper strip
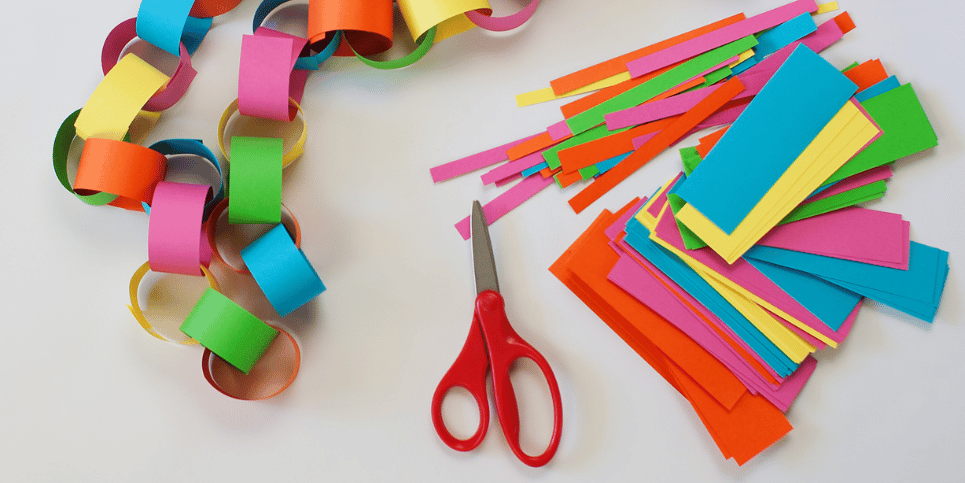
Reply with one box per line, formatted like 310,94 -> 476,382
782,181 -> 887,224
149,182 -> 212,276
854,75 -> 900,102
516,72 -> 631,108
626,0 -> 818,78
567,37 -> 755,135
352,27 -> 436,70
815,1 -> 838,14
843,59 -> 888,91
190,0 -> 244,17
810,165 -> 891,202
127,262 -> 220,345
481,150 -> 546,185
202,324 -> 300,400
676,45 -> 858,234
181,288 -> 279,374
746,243 -> 949,322
465,0 -> 539,32
569,77 -> 745,214
550,14 -> 746,96
752,13 -> 817,63
149,139 -> 225,215
547,121 -> 573,141
454,174 -> 555,239
252,1 -> 343,70
52,109 -> 119,206
180,15 -> 213,54
307,0 -> 394,56
430,133 -> 539,182
75,53 -> 170,141
242,224 -> 326,317
558,117 -> 676,172
680,146 -> 702,176
136,0 -> 195,56
397,0 -> 491,40
217,98 -> 307,168
758,207 -> 909,269
73,138 -> 167,212
826,83 -> 937,184
521,162 -> 548,178
229,137 -> 283,224
239,34 -> 303,121
748,259 -> 862,332
102,18 -> 197,112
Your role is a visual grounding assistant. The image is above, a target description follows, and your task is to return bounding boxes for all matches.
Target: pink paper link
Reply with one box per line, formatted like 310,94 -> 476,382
454,174 -> 555,239
239,32 -> 305,121
148,182 -> 212,276
465,0 -> 540,32
429,133 -> 539,183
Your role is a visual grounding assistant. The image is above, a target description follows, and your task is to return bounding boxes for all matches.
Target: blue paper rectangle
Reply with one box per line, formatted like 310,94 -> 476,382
747,259 -> 862,331
675,45 -> 858,234
753,13 -> 818,63
854,75 -> 901,103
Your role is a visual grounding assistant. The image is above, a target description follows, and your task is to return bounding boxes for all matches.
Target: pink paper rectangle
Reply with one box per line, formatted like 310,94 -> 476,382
809,165 -> 893,202
429,133 -> 540,183
454,174 -> 555,239
626,0 -> 819,78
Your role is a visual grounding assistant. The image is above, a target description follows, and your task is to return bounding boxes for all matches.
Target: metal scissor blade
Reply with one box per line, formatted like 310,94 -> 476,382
470,200 -> 499,295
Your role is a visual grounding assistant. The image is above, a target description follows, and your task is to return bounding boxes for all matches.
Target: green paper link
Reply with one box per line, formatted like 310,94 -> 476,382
228,136 -> 283,224
352,27 -> 436,70
52,109 -> 120,206
180,288 -> 279,374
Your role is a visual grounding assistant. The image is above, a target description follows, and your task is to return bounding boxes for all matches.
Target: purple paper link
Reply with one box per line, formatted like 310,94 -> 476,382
494,173 -> 522,187
604,198 -> 649,240
481,150 -> 547,185
653,203 -> 847,344
757,205 -> 910,270
454,174 -> 555,239
547,120 -> 573,141
430,133 -> 540,183
809,165 -> 893,203
465,0 -> 540,32
611,238 -> 783,383
626,0 -> 819,78
646,172 -> 684,219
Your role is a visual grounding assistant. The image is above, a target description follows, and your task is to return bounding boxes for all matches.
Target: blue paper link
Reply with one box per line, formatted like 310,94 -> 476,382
745,243 -> 949,322
675,45 -> 859,235
136,0 -> 196,57
624,218 -> 798,376
747,259 -> 862,331
753,13 -> 817,64
242,224 -> 326,317
181,16 -> 213,55
521,162 -> 549,177
854,75 -> 901,103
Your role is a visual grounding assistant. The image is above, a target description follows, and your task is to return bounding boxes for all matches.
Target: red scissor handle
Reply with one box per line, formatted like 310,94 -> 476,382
476,290 -> 563,468
431,314 -> 491,452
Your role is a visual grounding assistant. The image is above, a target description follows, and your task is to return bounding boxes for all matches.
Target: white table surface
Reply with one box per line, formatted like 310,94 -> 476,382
2,0 -> 963,481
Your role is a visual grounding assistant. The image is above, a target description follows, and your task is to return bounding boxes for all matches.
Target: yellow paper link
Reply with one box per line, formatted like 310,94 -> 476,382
729,49 -> 756,69
398,0 -> 491,41
635,175 -> 680,230
128,110 -> 163,145
74,53 -> 170,141
127,261 -> 221,345
815,2 -> 839,15
516,72 -> 633,108
434,13 -> 476,43
676,101 -> 879,263
218,98 -> 307,168
649,206 -> 823,357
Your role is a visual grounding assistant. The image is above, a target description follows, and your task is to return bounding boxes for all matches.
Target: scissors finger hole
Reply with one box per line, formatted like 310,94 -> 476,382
509,358 -> 557,457
440,386 -> 483,441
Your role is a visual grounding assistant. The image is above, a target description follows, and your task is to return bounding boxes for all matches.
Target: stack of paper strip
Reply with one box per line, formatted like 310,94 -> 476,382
433,0 -> 949,465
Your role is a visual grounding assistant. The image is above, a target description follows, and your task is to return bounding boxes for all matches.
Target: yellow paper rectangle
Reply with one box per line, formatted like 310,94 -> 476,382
516,72 -> 632,107
75,53 -> 169,141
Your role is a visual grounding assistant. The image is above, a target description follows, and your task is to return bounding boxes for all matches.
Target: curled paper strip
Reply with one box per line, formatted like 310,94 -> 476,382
136,0 -> 195,57
102,18 -> 197,112
52,109 -> 118,206
352,27 -> 437,70
202,324 -> 301,400
206,199 -> 303,274
308,0 -> 394,56
74,138 -> 167,212
149,139 -> 225,215
228,137 -> 284,224
149,182 -> 213,276
181,288 -> 280,374
241,224 -> 326,317
190,0 -> 245,18
127,262 -> 221,345
239,33 -> 305,121
396,0 -> 491,41
218,98 -> 307,168
464,0 -> 540,32
75,53 -> 170,141
253,0 -> 343,70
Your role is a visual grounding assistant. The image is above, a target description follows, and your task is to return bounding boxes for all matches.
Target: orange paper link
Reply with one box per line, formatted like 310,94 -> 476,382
569,77 -> 745,214
550,13 -> 746,96
307,0 -> 394,56
844,59 -> 888,91
559,117 -> 676,173
73,138 -> 167,211
189,0 -> 243,17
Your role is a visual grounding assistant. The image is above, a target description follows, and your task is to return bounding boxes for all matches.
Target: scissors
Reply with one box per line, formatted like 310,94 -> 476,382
431,200 -> 563,467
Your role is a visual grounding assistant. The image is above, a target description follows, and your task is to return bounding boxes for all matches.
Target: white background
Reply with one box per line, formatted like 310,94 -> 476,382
2,0 -> 963,481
